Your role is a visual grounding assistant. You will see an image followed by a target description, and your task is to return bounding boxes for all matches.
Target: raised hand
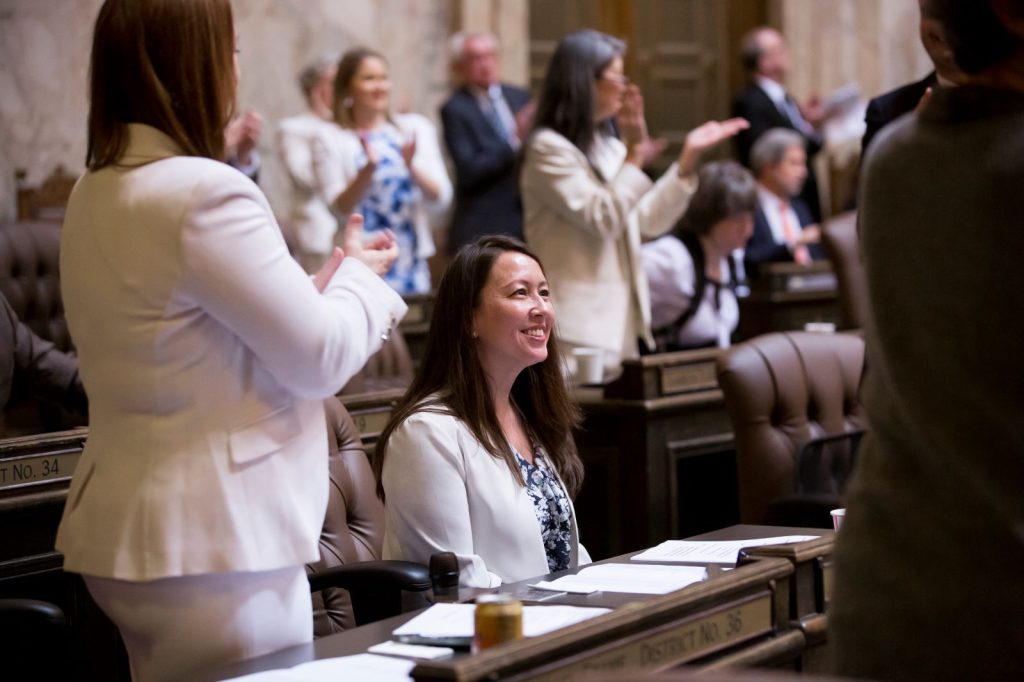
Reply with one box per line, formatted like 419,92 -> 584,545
341,214 -> 398,277
678,117 -> 749,176
616,84 -> 649,152
359,133 -> 380,170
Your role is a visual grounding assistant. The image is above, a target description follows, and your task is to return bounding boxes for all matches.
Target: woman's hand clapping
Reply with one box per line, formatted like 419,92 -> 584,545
678,117 -> 749,177
342,213 -> 398,278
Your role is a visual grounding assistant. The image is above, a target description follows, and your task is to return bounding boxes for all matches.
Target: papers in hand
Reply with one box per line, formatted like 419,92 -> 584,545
393,603 -> 610,639
530,563 -> 707,595
631,535 -> 819,565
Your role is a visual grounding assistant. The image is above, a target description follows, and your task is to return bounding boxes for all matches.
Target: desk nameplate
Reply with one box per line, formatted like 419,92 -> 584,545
658,362 -> 719,396
0,449 -> 80,492
350,409 -> 392,437
523,593 -> 772,681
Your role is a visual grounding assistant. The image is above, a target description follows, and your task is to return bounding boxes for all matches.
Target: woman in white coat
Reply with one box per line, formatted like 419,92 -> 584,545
374,237 -> 589,587
521,29 -> 748,377
56,2 -> 406,680
312,47 -> 452,294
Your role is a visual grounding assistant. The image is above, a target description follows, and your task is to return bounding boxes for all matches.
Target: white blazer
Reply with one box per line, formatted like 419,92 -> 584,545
521,129 -> 696,369
277,111 -> 339,258
311,113 -> 452,260
56,124 -> 408,581
381,407 -> 591,588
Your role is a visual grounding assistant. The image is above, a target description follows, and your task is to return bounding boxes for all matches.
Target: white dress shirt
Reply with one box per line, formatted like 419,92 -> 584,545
757,184 -> 806,252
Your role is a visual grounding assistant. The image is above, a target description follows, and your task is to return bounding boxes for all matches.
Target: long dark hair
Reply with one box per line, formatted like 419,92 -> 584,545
86,0 -> 236,169
530,29 -> 625,157
374,236 -> 584,499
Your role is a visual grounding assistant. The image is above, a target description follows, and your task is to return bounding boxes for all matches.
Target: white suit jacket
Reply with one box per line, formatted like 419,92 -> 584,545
521,129 -> 696,368
311,113 -> 452,260
56,124 -> 407,581
381,407 -> 591,588
277,111 -> 339,257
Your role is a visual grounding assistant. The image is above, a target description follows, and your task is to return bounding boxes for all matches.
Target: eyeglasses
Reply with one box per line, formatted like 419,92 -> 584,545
600,72 -> 629,86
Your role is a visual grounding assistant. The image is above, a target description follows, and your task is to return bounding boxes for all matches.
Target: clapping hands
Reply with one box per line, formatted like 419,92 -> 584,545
678,117 -> 749,176
312,214 -> 398,291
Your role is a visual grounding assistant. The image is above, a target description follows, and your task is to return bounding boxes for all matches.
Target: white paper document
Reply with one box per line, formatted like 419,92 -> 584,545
530,563 -> 707,595
392,603 -> 611,639
220,653 -> 414,681
631,535 -> 819,564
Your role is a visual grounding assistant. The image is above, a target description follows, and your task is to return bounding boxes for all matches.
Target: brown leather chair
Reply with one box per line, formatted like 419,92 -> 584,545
821,211 -> 868,330
0,221 -> 70,351
306,397 -> 430,636
716,331 -> 866,527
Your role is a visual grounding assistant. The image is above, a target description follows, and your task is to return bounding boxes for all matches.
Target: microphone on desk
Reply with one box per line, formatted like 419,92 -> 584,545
429,551 -> 460,601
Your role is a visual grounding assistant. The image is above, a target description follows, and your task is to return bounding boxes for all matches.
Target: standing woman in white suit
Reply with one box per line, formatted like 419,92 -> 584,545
521,29 -> 748,377
55,1 -> 406,680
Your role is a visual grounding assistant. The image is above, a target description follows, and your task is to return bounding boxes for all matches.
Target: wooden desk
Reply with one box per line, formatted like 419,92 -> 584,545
573,352 -> 738,560
737,262 -> 842,339
400,293 -> 434,365
204,526 -> 829,681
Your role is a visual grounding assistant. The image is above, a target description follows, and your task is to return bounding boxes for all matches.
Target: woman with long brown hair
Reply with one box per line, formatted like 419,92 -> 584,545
55,1 -> 405,678
374,236 -> 589,588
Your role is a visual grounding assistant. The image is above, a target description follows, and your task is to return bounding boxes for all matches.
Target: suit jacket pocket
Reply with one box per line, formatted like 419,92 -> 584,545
228,402 -> 301,465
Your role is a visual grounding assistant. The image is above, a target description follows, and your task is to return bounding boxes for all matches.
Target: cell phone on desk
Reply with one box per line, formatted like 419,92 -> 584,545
395,635 -> 473,651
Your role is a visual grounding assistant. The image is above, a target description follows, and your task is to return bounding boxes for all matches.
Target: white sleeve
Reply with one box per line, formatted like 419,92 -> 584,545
403,115 -> 453,213
277,123 -> 316,193
311,126 -> 358,212
522,131 -> 653,240
632,162 -> 698,240
382,413 -> 502,588
179,171 -> 407,398
642,236 -> 695,330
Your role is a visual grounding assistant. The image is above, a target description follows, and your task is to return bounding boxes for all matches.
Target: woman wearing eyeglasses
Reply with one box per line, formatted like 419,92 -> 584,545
521,29 -> 747,379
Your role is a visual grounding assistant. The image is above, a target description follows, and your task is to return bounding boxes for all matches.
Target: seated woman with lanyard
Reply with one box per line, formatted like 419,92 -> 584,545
373,236 -> 590,587
642,161 -> 757,351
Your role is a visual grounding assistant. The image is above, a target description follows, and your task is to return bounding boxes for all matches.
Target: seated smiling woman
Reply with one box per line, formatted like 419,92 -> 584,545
374,236 -> 590,587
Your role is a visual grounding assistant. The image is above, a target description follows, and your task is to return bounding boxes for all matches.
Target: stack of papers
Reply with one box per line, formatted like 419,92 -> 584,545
530,563 -> 707,594
222,653 -> 415,681
392,602 -> 610,639
631,535 -> 819,564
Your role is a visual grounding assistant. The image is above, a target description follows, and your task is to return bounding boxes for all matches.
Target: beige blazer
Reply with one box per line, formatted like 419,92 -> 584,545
381,407 -> 591,588
521,129 -> 696,369
277,111 -> 339,260
56,124 -> 407,581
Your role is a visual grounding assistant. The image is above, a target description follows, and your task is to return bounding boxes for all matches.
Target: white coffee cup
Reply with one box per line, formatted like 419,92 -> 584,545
572,347 -> 605,386
831,508 -> 846,532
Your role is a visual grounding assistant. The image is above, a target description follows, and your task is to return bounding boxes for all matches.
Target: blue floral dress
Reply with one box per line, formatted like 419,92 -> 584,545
513,447 -> 573,573
355,126 -> 431,294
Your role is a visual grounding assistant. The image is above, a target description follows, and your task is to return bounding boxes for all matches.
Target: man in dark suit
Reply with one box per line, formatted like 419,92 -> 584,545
732,27 -> 824,221
744,128 -> 824,269
440,32 -> 531,255
861,0 -> 965,153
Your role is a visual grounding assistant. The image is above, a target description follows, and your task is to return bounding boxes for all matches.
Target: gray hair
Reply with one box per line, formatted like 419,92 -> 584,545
449,31 -> 498,64
750,128 -> 805,176
297,54 -> 338,98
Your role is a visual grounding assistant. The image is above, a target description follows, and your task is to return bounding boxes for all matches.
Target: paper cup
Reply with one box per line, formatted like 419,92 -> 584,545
572,348 -> 605,386
831,508 -> 846,532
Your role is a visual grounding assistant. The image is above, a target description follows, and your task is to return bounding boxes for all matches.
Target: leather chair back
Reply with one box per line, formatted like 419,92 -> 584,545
306,397 -> 385,636
0,221 -> 70,351
821,211 -> 868,330
716,331 -> 866,525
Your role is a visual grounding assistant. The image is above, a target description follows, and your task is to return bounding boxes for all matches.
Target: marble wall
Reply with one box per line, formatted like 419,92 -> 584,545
0,0 -> 459,221
0,0 -> 933,222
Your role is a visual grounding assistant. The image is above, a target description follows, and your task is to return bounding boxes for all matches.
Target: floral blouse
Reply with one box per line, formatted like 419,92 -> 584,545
513,447 -> 573,573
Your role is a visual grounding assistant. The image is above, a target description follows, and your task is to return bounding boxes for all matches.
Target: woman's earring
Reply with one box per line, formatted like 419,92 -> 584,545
342,96 -> 353,108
